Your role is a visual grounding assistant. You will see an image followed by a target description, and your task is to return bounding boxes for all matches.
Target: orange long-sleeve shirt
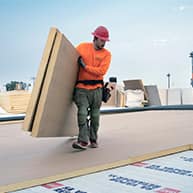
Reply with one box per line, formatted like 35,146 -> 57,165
76,43 -> 111,90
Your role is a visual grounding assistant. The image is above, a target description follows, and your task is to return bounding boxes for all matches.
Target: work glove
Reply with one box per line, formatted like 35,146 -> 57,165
77,56 -> 86,68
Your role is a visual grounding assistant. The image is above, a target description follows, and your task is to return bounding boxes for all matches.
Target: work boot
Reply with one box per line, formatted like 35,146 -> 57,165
89,142 -> 98,148
72,141 -> 88,150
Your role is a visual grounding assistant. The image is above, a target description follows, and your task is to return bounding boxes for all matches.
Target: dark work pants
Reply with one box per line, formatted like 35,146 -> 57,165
73,87 -> 102,143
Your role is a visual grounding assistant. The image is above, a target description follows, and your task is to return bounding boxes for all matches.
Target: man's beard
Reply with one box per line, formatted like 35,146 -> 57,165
96,44 -> 104,50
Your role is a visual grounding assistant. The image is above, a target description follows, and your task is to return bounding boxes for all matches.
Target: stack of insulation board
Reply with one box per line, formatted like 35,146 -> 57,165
158,88 -> 193,105
110,80 -> 148,107
0,91 -> 31,113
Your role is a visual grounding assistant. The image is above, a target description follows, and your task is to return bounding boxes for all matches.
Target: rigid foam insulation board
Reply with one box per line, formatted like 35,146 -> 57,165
116,90 -> 125,107
0,106 -> 7,114
23,28 -> 58,131
115,84 -> 125,107
144,85 -> 161,106
124,89 -> 144,107
181,88 -> 193,104
123,79 -> 148,100
167,88 -> 182,105
158,88 -> 167,105
24,28 -> 79,137
32,30 -> 79,137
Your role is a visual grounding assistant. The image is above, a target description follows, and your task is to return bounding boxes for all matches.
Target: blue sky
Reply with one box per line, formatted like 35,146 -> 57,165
0,0 -> 193,89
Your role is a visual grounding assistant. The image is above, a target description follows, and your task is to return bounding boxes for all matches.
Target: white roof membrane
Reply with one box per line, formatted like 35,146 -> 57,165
11,150 -> 193,193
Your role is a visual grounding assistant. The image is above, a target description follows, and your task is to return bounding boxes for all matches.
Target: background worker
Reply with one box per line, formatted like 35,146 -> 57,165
72,26 -> 111,150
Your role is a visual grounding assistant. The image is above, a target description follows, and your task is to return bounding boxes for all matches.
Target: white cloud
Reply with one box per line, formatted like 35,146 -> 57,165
178,6 -> 185,11
174,5 -> 193,12
153,39 -> 169,46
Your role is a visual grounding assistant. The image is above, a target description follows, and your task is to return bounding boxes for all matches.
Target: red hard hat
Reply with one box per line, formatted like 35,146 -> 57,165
92,26 -> 110,41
